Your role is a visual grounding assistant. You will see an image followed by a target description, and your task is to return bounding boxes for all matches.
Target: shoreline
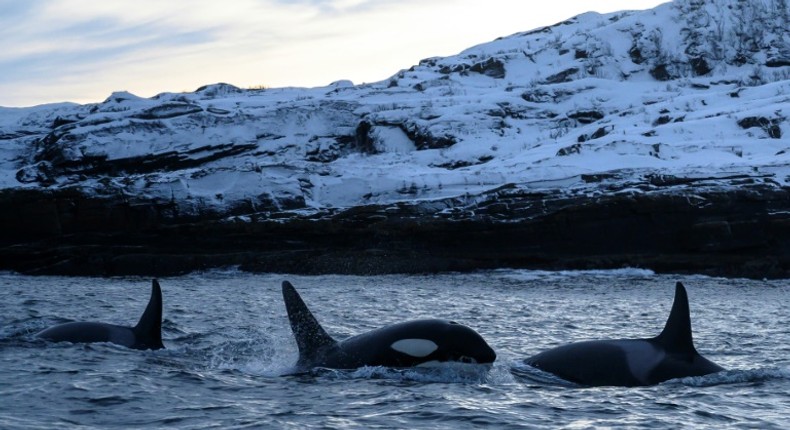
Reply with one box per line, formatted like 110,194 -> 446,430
3,183 -> 788,279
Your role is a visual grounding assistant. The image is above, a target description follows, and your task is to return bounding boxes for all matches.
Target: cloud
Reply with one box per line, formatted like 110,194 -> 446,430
0,0 -> 418,105
0,1 -> 233,104
0,0 -> 667,107
0,20 -> 218,77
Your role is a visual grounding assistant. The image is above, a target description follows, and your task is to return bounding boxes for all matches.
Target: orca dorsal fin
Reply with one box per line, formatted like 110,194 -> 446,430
282,281 -> 336,364
653,282 -> 696,354
133,279 -> 164,350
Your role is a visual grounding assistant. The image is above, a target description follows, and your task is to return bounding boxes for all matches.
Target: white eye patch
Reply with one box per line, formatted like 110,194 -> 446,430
390,339 -> 438,358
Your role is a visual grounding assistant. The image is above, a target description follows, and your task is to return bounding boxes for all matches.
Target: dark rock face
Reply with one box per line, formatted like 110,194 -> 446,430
689,57 -> 712,76
542,68 -> 579,84
437,58 -> 506,79
650,64 -> 674,81
567,110 -> 604,125
2,181 -> 789,279
738,116 -> 783,139
469,58 -> 506,79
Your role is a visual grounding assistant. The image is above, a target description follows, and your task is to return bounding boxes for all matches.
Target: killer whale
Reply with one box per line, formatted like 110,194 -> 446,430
37,279 -> 164,350
282,281 -> 496,371
523,282 -> 724,387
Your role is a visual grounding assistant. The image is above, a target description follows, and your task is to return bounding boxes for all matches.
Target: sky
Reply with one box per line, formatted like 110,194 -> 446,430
0,0 -> 667,108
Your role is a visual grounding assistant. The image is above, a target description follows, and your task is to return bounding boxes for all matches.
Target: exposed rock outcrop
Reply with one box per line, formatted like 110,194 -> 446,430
2,177 -> 789,279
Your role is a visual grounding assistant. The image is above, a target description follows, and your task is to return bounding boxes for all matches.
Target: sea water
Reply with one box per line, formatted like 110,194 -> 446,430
1,269 -> 788,429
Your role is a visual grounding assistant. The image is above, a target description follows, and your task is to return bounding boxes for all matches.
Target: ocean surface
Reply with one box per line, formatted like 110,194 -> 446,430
1,269 -> 788,429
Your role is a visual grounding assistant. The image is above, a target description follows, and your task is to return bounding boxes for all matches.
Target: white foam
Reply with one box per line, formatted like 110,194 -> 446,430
494,267 -> 656,282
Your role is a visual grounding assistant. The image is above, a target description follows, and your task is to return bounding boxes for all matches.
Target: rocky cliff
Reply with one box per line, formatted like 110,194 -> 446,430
1,0 -> 789,278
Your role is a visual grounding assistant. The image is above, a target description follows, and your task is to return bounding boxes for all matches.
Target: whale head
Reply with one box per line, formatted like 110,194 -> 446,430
389,320 -> 496,365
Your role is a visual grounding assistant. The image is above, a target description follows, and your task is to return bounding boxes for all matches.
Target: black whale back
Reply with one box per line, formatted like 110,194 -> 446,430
523,281 -> 724,386
36,279 -> 164,350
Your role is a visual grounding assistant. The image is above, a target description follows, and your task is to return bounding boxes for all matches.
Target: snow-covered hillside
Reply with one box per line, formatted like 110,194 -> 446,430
1,0 -> 789,278
2,0 -> 788,216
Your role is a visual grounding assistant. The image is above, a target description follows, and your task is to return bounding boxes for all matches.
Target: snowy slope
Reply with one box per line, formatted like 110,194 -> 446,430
1,0 -> 788,219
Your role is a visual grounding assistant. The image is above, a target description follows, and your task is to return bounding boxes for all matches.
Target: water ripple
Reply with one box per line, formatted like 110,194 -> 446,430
1,270 -> 788,429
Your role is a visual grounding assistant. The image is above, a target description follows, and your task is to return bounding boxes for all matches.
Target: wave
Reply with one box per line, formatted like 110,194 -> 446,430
182,334 -> 296,377
491,267 -> 657,281
508,361 -> 581,387
509,361 -> 790,388
304,362 -> 495,384
676,367 -> 790,387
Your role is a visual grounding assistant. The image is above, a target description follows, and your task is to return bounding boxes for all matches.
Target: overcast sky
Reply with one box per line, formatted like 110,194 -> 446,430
0,0 -> 666,107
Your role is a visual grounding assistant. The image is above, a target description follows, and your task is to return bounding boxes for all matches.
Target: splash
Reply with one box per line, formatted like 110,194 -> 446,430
307,362 -> 495,384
